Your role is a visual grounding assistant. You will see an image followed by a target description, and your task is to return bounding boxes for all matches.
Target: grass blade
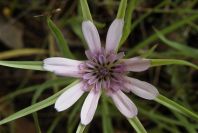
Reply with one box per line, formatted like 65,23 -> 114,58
155,94 -> 198,120
0,80 -> 79,125
67,98 -> 85,133
47,18 -> 74,59
126,14 -> 198,57
0,78 -> 73,103
155,29 -> 198,58
47,114 -> 63,133
128,117 -> 147,133
0,49 -> 46,60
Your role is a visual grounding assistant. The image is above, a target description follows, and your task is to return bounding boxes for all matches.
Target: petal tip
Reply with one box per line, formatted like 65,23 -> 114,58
105,19 -> 124,52
80,118 -> 89,126
54,104 -> 64,112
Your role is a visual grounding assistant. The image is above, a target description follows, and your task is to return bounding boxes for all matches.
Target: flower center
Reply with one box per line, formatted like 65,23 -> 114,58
97,67 -> 109,77
79,50 -> 126,92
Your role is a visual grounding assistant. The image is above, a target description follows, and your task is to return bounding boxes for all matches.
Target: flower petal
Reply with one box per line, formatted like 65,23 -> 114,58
43,57 -> 83,77
81,89 -> 101,125
44,57 -> 82,66
125,77 -> 159,100
82,21 -> 101,52
111,90 -> 137,118
55,82 -> 84,112
105,19 -> 124,52
122,57 -> 150,72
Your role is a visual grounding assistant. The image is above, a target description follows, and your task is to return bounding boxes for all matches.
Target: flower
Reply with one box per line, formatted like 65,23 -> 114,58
43,19 -> 159,125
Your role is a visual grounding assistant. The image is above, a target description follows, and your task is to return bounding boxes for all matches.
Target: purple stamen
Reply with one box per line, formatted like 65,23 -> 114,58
80,49 -> 126,92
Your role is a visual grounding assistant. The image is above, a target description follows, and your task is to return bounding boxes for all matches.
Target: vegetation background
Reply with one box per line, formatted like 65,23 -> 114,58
0,0 -> 197,133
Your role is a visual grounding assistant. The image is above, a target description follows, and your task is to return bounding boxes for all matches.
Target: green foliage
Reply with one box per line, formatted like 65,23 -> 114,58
47,18 -> 74,59
155,95 -> 198,120
128,117 -> 147,133
0,80 -> 79,125
0,0 -> 198,133
126,14 -> 198,57
120,0 -> 137,45
155,29 -> 198,58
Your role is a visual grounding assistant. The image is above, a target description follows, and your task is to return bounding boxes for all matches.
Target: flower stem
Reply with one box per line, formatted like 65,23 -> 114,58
76,123 -> 86,133
128,117 -> 147,133
155,94 -> 198,120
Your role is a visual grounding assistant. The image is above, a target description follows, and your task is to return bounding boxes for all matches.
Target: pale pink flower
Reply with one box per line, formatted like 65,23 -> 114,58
43,19 -> 159,125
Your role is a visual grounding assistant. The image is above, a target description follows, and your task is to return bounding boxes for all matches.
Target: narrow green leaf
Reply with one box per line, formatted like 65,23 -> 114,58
0,61 -> 44,71
126,14 -> 198,57
150,59 -> 198,69
47,18 -> 74,59
76,123 -> 86,133
128,117 -> 147,133
67,99 -> 85,133
173,111 -> 197,133
68,98 -> 84,133
121,1 -> 167,46
32,112 -> 42,133
0,80 -> 80,125
139,107 -> 182,126
141,44 -> 158,58
32,86 -> 46,133
130,1 -> 167,34
117,0 -> 127,19
155,29 -> 198,58
120,0 -> 137,45
0,48 -> 46,60
102,95 -> 113,133
0,78 -> 73,103
155,94 -> 198,120
47,114 -> 63,133
80,0 -> 93,21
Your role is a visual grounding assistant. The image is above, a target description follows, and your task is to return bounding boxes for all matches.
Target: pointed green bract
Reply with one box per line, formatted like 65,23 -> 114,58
47,18 -> 74,59
155,94 -> 198,120
117,0 -> 128,19
150,59 -> 198,69
80,0 -> 93,21
0,80 -> 80,125
76,123 -> 86,133
120,0 -> 137,45
128,117 -> 147,133
0,61 -> 44,71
